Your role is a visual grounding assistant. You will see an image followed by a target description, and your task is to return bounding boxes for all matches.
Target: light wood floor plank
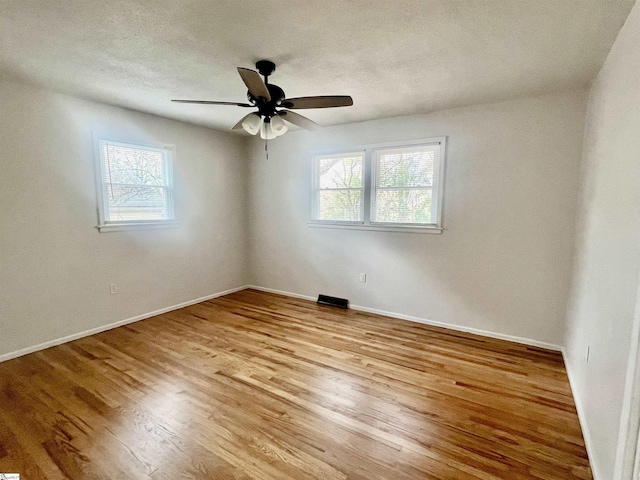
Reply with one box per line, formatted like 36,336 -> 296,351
0,289 -> 591,479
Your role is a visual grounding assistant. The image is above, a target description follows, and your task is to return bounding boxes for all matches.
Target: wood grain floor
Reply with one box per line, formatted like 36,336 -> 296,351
0,289 -> 591,479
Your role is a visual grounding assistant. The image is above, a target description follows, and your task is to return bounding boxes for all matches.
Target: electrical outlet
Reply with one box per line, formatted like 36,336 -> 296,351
109,283 -> 119,295
586,345 -> 590,363
359,273 -> 366,283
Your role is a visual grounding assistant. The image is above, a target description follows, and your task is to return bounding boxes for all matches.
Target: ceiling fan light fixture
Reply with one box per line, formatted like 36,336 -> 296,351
270,115 -> 288,137
260,120 -> 277,140
242,113 -> 262,135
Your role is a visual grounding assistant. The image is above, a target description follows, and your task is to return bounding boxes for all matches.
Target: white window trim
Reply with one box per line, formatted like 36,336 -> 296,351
96,221 -> 181,233
308,137 -> 446,233
93,135 -> 178,233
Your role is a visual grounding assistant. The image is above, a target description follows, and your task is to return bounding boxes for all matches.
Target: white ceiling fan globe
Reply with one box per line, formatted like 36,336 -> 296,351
260,121 -> 277,140
270,115 -> 288,137
241,113 -> 262,135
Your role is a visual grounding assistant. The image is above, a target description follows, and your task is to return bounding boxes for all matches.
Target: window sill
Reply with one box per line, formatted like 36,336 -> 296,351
307,222 -> 443,234
96,222 -> 180,233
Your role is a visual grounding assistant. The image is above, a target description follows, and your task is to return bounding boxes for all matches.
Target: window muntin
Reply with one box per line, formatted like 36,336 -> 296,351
372,144 -> 440,225
311,152 -> 364,223
310,138 -> 445,231
96,139 -> 175,226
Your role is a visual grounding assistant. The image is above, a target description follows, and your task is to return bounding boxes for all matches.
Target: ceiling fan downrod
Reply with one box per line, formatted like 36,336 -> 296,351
255,60 -> 276,83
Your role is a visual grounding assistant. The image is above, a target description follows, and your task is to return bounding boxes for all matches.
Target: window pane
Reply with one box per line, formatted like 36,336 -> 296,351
376,149 -> 435,188
375,189 -> 432,224
103,144 -> 166,186
318,190 -> 362,222
318,155 -> 363,189
105,185 -> 171,222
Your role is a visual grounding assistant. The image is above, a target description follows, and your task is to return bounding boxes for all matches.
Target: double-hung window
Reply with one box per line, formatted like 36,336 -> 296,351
310,137 -> 445,232
95,139 -> 176,232
311,152 -> 365,223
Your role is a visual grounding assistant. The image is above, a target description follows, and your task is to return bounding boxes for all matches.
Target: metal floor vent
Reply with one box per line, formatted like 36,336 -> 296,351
317,294 -> 349,309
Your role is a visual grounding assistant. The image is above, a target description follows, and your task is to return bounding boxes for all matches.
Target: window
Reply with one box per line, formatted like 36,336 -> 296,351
310,138 -> 445,232
311,151 -> 364,223
372,144 -> 440,224
95,139 -> 175,232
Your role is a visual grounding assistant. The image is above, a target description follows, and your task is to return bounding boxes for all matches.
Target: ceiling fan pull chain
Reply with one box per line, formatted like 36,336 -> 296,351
265,138 -> 269,160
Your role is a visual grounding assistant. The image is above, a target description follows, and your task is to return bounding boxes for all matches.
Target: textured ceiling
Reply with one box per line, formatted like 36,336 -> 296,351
0,0 -> 635,132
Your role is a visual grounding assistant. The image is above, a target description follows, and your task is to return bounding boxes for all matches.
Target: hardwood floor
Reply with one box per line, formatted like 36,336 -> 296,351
0,289 -> 591,479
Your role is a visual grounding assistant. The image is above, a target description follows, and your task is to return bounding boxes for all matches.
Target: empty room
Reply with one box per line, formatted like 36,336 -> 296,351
2,1 -> 640,479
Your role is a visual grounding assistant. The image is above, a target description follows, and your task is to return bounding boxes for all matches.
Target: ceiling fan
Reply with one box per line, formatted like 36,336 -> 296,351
172,60 -> 353,139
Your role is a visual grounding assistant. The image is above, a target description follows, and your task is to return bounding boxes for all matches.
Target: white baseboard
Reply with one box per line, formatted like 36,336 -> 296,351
246,285 -> 562,352
0,282 -> 562,362
0,285 -> 250,363
562,349 -> 600,480
248,285 -> 318,302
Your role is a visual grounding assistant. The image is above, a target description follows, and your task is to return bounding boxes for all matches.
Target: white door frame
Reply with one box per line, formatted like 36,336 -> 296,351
615,275 -> 640,480
633,437 -> 640,480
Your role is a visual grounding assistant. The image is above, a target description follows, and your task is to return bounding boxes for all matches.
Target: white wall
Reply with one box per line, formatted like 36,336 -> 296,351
247,90 -> 587,348
564,3 -> 640,479
0,81 -> 249,358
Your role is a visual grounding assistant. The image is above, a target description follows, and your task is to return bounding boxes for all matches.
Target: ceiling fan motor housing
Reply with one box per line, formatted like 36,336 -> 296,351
247,83 -> 286,118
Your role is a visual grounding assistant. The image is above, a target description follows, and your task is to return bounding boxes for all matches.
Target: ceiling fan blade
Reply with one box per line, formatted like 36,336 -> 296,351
237,68 -> 271,101
172,99 -> 252,107
281,96 -> 353,109
279,110 -> 320,130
